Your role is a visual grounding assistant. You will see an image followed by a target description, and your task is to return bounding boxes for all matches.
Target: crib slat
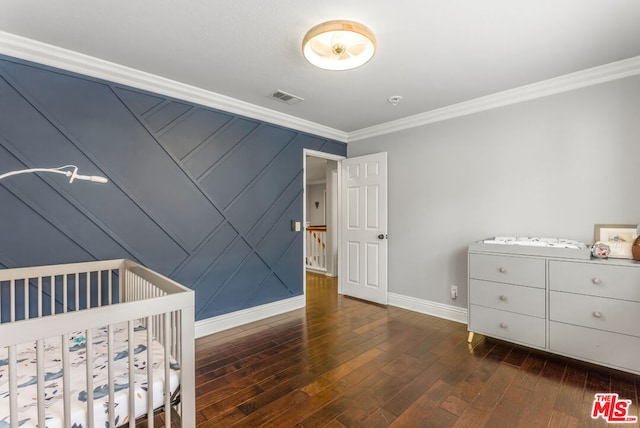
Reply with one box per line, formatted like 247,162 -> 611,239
63,274 -> 68,313
128,320 -> 136,428
86,328 -> 95,428
124,271 -> 130,303
164,311 -> 171,428
36,276 -> 42,318
10,279 -> 15,322
125,270 -> 129,302
118,265 -> 124,304
8,345 -> 18,428
51,276 -> 56,315
130,270 -> 134,303
86,272 -> 91,309
108,269 -> 113,305
75,272 -> 80,311
177,310 -> 182,367
108,324 -> 116,428
97,271 -> 102,307
155,316 -> 161,350
147,315 -> 154,428
178,305 -> 196,428
62,334 -> 71,426
171,311 -> 177,359
24,278 -> 29,320
36,339 -> 46,428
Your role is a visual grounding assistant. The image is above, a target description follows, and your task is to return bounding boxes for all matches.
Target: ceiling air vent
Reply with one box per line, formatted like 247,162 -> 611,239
266,90 -> 304,105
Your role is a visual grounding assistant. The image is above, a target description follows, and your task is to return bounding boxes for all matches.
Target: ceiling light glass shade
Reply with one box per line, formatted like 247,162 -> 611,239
302,20 -> 376,71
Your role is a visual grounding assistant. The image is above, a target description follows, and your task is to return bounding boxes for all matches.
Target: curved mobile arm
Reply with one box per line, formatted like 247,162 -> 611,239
0,165 -> 108,184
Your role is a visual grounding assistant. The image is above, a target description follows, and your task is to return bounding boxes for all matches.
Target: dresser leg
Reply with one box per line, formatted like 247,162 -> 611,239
467,331 -> 474,343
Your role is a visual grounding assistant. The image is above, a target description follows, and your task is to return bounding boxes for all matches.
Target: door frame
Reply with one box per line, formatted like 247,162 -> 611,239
302,149 -> 345,297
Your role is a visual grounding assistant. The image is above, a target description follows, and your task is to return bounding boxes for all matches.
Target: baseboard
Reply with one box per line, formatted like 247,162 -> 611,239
388,293 -> 468,325
305,266 -> 328,275
195,292 -> 466,338
194,295 -> 305,338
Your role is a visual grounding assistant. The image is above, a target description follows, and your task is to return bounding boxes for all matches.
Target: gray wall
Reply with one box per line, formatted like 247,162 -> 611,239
306,184 -> 326,226
348,75 -> 640,309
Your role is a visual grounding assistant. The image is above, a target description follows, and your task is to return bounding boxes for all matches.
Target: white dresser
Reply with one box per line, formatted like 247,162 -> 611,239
468,241 -> 640,374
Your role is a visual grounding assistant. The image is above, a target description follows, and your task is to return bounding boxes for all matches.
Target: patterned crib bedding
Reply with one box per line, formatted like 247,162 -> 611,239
0,322 -> 180,428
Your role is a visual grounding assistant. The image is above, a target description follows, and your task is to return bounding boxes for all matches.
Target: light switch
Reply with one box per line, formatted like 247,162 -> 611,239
291,220 -> 301,232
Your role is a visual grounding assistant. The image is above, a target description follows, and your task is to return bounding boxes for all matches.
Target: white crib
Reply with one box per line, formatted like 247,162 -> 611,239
0,259 -> 195,428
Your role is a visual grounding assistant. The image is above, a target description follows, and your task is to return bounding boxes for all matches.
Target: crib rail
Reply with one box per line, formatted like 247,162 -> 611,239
0,259 -> 195,428
0,259 -> 123,323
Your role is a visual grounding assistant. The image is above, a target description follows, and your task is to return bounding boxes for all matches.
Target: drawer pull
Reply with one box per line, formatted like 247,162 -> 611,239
499,267 -> 507,273
592,278 -> 602,285
593,311 -> 603,318
499,295 -> 508,301
499,322 -> 508,329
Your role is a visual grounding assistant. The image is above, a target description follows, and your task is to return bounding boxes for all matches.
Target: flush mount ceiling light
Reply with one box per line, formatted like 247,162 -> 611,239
302,20 -> 376,71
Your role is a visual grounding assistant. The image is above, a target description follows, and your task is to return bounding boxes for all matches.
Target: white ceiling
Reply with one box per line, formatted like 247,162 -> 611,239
1,1 -> 640,136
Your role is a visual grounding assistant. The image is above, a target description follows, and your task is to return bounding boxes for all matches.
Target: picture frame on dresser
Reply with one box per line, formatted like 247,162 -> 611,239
593,224 -> 638,259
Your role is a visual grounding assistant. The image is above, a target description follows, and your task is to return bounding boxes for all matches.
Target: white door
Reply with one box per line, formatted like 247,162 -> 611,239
340,152 -> 388,304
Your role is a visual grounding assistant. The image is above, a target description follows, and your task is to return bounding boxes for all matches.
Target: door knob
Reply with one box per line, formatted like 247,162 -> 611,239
378,234 -> 385,239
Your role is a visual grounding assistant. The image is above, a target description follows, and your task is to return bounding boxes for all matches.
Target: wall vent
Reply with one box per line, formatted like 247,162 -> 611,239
266,90 -> 304,105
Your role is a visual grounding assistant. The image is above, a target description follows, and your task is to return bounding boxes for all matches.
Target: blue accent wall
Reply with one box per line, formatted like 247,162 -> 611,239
0,55 -> 346,321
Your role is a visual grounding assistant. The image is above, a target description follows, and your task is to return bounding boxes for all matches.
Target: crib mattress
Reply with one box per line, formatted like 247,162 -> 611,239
0,322 -> 180,428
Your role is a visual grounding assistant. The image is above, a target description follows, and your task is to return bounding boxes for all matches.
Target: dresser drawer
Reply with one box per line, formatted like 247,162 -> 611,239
550,321 -> 640,374
469,305 -> 546,348
549,260 -> 640,301
469,253 -> 545,288
550,291 -> 640,337
470,279 -> 545,318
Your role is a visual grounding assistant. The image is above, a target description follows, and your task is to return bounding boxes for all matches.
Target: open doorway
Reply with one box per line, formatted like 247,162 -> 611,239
303,150 -> 344,296
303,150 -> 388,304
304,155 -> 338,276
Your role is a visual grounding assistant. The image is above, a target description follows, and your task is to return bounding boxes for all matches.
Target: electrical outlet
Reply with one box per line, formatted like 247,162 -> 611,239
451,285 -> 458,299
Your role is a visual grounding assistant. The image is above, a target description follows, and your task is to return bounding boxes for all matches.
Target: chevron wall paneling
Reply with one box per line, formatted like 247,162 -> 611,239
0,55 -> 346,321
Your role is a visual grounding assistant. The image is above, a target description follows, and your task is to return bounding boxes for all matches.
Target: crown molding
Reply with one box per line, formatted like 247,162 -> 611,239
2,31 -> 639,145
348,55 -> 640,142
0,31 -> 349,143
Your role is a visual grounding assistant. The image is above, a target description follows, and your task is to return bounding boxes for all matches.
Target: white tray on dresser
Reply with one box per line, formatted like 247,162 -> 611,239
467,236 -> 591,259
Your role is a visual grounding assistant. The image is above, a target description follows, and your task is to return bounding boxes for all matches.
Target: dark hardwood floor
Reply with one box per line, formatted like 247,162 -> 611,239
194,272 -> 640,427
